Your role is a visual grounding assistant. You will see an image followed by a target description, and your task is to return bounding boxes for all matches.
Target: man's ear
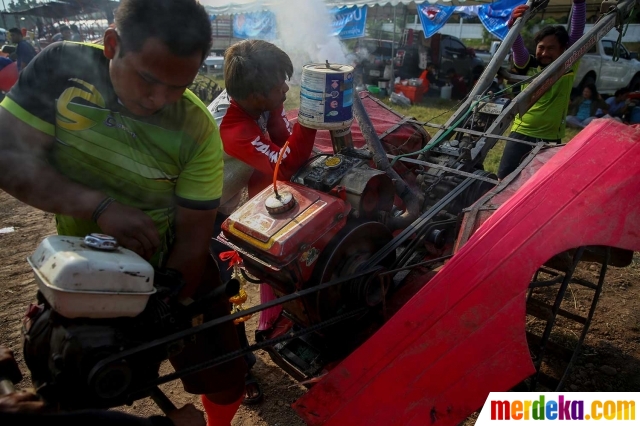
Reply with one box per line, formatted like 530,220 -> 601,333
103,28 -> 119,60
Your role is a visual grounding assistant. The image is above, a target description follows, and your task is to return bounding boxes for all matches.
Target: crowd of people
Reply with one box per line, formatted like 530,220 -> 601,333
0,24 -> 86,99
566,85 -> 632,128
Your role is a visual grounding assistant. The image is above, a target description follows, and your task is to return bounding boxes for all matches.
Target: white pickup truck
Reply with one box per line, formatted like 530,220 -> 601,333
475,41 -> 510,67
573,38 -> 640,93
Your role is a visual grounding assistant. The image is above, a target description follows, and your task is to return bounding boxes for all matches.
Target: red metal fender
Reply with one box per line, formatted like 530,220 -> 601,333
292,119 -> 640,425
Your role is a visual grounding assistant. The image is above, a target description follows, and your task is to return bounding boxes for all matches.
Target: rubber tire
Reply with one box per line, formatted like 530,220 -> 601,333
579,74 -> 596,92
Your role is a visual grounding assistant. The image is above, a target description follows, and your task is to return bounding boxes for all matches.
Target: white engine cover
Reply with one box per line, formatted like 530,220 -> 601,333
27,235 -> 156,319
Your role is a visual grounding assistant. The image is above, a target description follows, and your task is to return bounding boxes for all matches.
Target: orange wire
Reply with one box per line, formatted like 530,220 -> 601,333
273,140 -> 290,196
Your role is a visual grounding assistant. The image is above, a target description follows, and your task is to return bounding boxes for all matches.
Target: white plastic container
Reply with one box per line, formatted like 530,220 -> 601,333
27,235 -> 156,319
299,63 -> 354,130
440,85 -> 452,100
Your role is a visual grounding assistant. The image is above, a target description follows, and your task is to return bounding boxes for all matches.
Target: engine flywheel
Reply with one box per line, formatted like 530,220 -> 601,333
307,221 -> 396,324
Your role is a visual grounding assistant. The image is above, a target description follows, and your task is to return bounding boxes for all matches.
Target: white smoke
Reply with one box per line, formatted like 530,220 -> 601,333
269,0 -> 353,84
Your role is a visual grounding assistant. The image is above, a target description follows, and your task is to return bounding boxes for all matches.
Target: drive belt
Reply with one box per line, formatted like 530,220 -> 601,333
361,173 -> 478,270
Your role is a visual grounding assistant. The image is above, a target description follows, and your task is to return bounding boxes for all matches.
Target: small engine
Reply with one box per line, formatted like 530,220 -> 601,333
22,235 -> 201,410
23,302 -> 164,410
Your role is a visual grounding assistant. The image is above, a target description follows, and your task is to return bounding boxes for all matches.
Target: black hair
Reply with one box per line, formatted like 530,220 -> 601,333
8,28 -> 21,35
224,40 -> 293,100
59,25 -> 70,32
534,25 -> 569,48
583,83 -> 599,100
115,0 -> 212,62
614,87 -> 631,97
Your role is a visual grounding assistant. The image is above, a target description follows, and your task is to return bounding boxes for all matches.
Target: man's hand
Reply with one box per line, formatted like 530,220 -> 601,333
0,391 -> 45,414
0,347 -> 16,371
167,404 -> 205,426
508,5 -> 529,29
0,347 -> 22,385
97,202 -> 161,260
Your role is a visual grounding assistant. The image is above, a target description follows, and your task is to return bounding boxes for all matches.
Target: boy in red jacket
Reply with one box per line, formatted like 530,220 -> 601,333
217,40 -> 317,200
208,39 -> 317,405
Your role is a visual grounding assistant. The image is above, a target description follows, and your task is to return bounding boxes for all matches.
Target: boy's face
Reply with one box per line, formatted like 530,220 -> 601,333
254,78 -> 289,112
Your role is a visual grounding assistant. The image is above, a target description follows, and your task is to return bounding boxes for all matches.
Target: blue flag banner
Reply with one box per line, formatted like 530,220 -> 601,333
417,3 -> 456,38
233,10 -> 276,40
454,5 -> 482,17
330,6 -> 368,40
478,0 -> 527,40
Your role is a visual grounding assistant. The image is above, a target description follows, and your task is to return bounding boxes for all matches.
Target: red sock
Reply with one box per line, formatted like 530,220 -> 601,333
200,394 -> 242,426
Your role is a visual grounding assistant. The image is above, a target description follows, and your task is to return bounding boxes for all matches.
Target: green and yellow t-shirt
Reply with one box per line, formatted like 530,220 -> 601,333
1,42 -> 223,266
511,55 -> 579,141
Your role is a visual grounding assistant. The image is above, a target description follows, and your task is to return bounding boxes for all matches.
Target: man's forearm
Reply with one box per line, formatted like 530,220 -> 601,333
512,35 -> 529,68
166,238 -> 211,298
0,149 -> 105,220
165,207 -> 218,298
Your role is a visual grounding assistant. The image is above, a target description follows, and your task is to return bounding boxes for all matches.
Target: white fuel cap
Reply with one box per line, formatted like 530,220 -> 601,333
265,191 -> 296,215
84,233 -> 119,251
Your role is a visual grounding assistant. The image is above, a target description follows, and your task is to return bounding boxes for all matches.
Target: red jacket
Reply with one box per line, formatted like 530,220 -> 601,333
220,100 -> 317,197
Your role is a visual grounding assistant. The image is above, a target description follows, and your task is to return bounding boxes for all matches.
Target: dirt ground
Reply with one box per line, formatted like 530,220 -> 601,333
0,189 -> 638,425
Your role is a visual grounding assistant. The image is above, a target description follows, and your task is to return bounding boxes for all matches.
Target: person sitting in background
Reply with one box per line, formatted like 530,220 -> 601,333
601,87 -> 630,122
566,83 -> 608,129
419,64 -> 438,93
445,68 -> 467,100
8,28 -> 36,71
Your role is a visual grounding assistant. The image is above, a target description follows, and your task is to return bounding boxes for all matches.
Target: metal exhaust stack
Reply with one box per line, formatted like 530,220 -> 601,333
329,127 -> 354,154
352,92 -> 422,229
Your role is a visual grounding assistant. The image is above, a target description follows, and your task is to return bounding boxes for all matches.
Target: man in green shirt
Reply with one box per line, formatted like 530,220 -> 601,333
497,0 -> 586,179
0,0 -> 245,424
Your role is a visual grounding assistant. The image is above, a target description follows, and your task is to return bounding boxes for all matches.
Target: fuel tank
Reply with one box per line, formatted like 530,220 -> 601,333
220,182 -> 350,294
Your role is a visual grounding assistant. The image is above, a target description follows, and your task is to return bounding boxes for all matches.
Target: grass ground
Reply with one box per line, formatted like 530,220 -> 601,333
209,77 -> 579,175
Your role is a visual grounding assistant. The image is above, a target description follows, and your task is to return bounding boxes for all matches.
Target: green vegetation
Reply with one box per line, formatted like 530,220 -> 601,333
463,38 -> 490,50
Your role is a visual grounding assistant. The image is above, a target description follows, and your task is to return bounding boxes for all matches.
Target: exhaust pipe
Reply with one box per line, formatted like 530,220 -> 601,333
352,92 -> 422,229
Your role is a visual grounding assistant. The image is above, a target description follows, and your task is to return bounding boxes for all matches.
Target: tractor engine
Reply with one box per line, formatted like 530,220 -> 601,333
220,154 -> 396,328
